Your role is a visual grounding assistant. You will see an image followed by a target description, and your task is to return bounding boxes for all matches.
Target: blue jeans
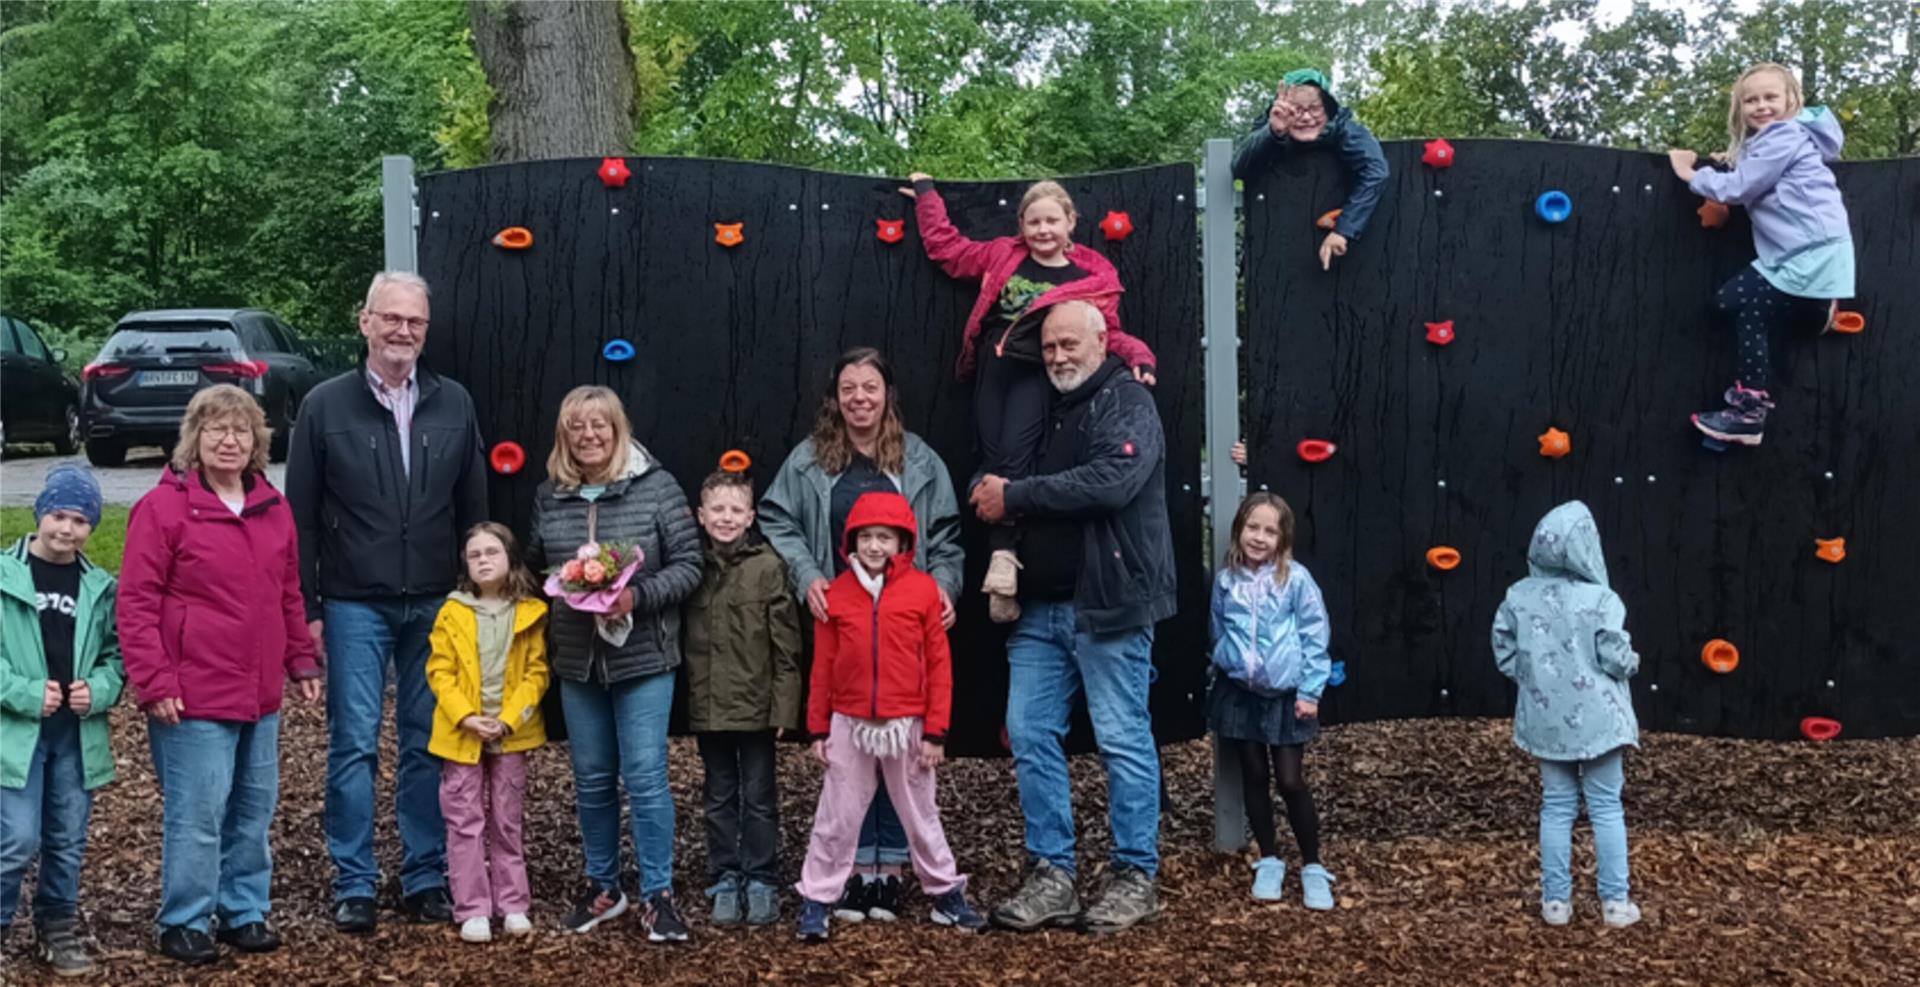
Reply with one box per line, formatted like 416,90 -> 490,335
0,717 -> 92,928
1004,599 -> 1161,878
1538,750 -> 1631,903
856,786 -> 909,868
323,596 -> 445,901
149,715 -> 281,931
562,673 -> 676,897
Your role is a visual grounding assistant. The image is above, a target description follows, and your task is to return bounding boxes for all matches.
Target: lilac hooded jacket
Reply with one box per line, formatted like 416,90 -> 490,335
1690,108 -> 1855,298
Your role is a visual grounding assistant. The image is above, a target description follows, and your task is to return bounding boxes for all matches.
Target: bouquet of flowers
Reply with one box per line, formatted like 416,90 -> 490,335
545,541 -> 645,625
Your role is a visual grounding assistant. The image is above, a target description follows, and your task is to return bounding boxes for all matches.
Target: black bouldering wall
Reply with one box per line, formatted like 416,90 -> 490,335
1242,139 -> 1918,739
416,158 -> 1205,756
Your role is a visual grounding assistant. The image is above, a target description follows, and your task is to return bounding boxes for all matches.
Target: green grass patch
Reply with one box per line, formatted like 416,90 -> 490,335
0,505 -> 131,573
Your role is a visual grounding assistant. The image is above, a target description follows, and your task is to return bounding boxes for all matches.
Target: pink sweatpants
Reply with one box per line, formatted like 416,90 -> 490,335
440,751 -> 530,921
795,714 -> 965,904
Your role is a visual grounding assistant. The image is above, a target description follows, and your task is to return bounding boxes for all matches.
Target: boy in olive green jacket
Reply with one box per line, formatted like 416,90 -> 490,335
0,464 -> 123,978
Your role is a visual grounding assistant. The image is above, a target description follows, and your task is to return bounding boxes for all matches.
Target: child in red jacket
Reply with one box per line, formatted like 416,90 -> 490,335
900,174 -> 1157,624
793,492 -> 983,940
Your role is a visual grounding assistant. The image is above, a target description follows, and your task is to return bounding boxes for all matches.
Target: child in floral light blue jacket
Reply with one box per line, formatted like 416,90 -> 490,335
1493,501 -> 1641,929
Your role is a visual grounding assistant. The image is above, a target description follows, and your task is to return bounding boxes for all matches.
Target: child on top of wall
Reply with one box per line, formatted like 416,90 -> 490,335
683,464 -> 803,928
1493,501 -> 1642,929
1668,62 -> 1855,447
899,173 -> 1157,624
1232,67 -> 1389,271
1207,492 -> 1336,910
793,491 -> 984,941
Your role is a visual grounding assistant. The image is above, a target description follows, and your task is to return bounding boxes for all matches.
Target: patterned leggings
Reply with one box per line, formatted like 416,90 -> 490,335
1715,266 -> 1829,392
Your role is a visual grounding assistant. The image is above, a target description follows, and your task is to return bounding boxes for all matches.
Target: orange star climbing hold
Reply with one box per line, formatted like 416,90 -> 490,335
1697,199 -> 1729,228
1815,538 -> 1846,563
1537,427 -> 1571,459
714,223 -> 744,248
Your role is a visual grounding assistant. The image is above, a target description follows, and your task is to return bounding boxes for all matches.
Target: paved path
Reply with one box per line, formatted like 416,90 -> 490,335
1,449 -> 286,506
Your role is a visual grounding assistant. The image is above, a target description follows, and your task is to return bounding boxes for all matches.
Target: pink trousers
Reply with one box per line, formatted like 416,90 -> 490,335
440,751 -> 530,921
795,714 -> 964,904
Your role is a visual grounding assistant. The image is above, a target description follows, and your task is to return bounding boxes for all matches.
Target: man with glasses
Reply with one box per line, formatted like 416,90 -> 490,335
286,271 -> 490,934
1231,67 -> 1389,271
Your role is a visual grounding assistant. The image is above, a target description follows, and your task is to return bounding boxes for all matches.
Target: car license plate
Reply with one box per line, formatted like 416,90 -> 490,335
138,370 -> 198,387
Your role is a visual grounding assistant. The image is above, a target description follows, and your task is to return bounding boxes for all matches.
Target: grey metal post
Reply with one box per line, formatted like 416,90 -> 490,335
381,155 -> 419,273
1201,137 -> 1247,853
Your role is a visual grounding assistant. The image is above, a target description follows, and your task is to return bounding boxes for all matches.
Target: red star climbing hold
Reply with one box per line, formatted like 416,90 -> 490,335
1100,210 -> 1133,241
876,219 -> 905,244
1422,138 -> 1455,169
1425,320 -> 1455,346
598,157 -> 630,188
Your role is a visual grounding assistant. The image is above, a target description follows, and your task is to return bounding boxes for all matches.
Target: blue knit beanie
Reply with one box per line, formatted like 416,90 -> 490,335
35,463 -> 103,527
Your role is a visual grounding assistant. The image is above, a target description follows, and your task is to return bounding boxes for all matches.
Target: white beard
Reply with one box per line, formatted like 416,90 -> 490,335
1048,362 -> 1094,392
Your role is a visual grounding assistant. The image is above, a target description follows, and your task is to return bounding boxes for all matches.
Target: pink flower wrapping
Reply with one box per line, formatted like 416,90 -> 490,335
544,543 -> 645,613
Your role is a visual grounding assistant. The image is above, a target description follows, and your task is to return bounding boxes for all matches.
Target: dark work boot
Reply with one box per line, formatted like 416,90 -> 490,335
1692,382 -> 1773,446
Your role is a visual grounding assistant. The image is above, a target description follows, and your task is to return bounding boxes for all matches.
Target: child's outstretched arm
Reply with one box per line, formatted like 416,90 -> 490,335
1331,117 -> 1389,242
1492,599 -> 1519,679
902,174 -> 1003,280
1593,591 -> 1640,680
1675,128 -> 1798,205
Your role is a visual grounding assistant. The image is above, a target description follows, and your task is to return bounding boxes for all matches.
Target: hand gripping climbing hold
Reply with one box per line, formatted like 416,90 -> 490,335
598,157 -> 631,188
1425,320 -> 1455,346
489,441 -> 527,475
1700,639 -> 1739,674
1315,208 -> 1343,231
1296,439 -> 1337,463
602,339 -> 635,363
1422,138 -> 1455,169
1799,716 -> 1842,742
875,218 -> 905,244
1099,210 -> 1134,241
1814,537 -> 1846,564
1537,427 -> 1571,459
1697,199 -> 1729,228
1535,191 -> 1572,224
1425,546 -> 1462,571
492,227 -> 533,250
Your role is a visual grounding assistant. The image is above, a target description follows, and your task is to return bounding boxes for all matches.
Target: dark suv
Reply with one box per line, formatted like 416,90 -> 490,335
1,312 -> 82,454
82,309 -> 319,466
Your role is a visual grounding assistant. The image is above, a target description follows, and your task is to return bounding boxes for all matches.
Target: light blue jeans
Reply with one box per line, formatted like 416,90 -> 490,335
1538,750 -> 1630,903
0,716 -> 92,928
561,672 -> 677,897
1005,599 -> 1161,878
149,715 -> 281,931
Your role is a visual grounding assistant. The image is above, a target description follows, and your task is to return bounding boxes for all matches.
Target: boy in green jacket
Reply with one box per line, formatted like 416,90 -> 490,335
1,464 -> 123,978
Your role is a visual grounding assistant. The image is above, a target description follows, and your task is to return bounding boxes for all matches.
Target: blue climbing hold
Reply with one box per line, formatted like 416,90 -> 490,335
603,339 -> 635,362
1328,660 -> 1346,687
1535,190 -> 1572,224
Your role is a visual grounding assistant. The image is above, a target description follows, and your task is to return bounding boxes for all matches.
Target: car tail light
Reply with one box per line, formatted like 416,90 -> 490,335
82,363 -> 131,381
203,360 -> 269,379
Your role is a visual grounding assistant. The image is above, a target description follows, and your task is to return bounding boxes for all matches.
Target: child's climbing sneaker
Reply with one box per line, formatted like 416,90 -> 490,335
1693,382 -> 1774,446
744,881 -> 780,926
1251,857 -> 1286,902
459,916 -> 492,943
796,900 -> 831,942
832,875 -> 872,923
930,887 -> 987,932
641,891 -> 691,942
1541,900 -> 1572,927
1602,900 -> 1643,929
867,874 -> 904,922
503,913 -> 533,936
1299,863 -> 1336,911
37,918 -> 95,977
708,877 -> 743,927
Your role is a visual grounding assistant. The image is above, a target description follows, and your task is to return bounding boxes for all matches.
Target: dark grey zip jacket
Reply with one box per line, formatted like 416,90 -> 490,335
286,363 -> 489,619
528,442 -> 703,684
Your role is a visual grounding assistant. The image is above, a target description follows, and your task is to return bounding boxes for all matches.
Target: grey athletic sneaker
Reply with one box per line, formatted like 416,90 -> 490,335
38,917 -> 95,978
1080,868 -> 1161,935
990,861 -> 1081,931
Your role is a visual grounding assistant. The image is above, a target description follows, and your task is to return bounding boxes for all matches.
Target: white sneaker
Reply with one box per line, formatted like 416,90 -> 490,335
502,913 -> 532,936
1541,900 -> 1572,926
1602,900 -> 1642,929
460,916 -> 492,943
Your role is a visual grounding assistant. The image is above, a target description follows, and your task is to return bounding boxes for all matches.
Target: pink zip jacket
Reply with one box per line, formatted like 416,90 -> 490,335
912,181 -> 1157,380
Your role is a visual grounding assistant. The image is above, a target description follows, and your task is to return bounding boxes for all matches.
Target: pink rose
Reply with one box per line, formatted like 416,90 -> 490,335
576,543 -> 601,561
583,560 -> 607,583
561,559 -> 586,582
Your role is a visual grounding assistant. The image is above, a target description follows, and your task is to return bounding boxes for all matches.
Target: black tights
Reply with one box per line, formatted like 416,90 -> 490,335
1237,739 -> 1320,863
973,348 -> 1051,555
1715,266 -> 1828,392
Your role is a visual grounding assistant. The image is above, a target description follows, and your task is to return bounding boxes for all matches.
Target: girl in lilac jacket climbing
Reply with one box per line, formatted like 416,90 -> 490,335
1668,63 -> 1856,447
899,174 -> 1158,623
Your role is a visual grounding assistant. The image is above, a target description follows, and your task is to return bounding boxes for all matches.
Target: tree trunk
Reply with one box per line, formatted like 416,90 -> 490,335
469,0 -> 634,162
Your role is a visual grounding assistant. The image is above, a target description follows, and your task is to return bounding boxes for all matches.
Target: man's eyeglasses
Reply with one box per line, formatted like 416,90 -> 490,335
368,310 -> 429,332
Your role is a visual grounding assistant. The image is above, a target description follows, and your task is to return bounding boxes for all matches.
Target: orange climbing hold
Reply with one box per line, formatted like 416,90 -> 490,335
1700,639 -> 1739,674
1830,311 -> 1865,334
1799,716 -> 1842,742
1537,427 -> 1571,459
719,449 -> 752,473
1697,199 -> 1729,228
1815,537 -> 1846,563
492,227 -> 533,250
1316,209 -> 1343,231
1425,546 -> 1461,571
714,223 -> 744,247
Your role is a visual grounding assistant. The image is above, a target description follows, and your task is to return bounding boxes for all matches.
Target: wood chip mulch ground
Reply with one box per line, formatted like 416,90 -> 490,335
3,706 -> 1915,986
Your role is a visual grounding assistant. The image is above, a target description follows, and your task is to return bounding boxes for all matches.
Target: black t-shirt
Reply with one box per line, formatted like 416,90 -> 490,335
830,454 -> 899,576
987,257 -> 1081,362
30,553 -> 81,725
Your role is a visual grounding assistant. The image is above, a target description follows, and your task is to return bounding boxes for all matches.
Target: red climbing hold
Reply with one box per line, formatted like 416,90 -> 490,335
1315,208 -> 1343,231
492,227 -> 533,250
1425,320 -> 1455,346
1100,210 -> 1134,241
1830,311 -> 1865,334
1422,138 -> 1455,169
1700,639 -> 1740,674
1537,427 -> 1571,459
1296,439 -> 1337,463
876,219 -> 905,244
1799,716 -> 1842,742
489,441 -> 527,475
719,449 -> 752,473
598,157 -> 631,188
714,222 -> 744,248
1697,199 -> 1729,229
